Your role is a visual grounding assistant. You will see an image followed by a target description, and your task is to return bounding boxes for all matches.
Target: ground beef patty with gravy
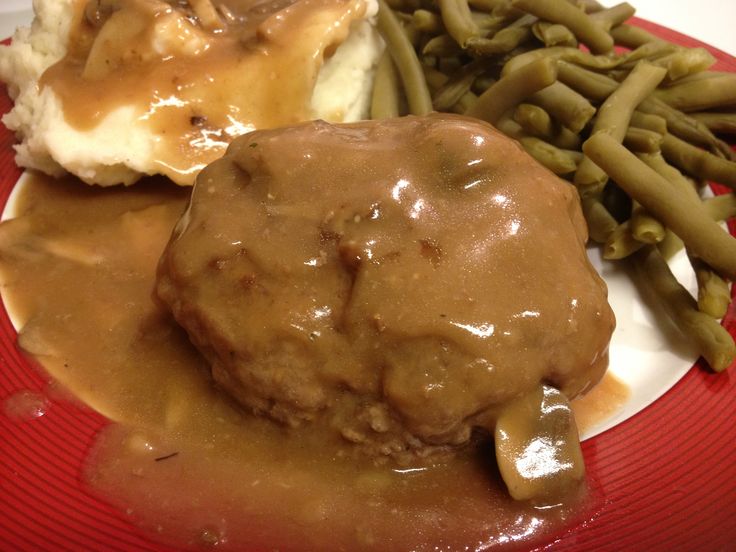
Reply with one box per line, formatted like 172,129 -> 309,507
156,114 -> 615,464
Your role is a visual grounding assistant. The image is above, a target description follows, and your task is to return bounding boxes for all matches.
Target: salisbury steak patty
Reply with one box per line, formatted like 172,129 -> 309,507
156,114 -> 615,461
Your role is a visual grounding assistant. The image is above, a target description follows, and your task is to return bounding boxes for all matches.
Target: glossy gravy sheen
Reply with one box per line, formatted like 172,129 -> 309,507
0,172 -> 626,550
41,0 -> 365,184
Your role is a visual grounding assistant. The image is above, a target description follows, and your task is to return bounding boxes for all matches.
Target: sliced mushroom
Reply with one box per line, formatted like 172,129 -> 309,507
494,384 -> 584,501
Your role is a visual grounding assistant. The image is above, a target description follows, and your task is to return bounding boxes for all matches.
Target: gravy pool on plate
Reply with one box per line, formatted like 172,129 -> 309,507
0,114 -> 619,549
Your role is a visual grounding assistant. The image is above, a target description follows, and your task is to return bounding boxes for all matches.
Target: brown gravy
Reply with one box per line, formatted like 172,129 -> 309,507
0,171 -> 621,550
41,0 -> 366,184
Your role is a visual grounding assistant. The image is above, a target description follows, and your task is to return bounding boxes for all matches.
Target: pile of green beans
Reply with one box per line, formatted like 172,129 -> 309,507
372,0 -> 736,372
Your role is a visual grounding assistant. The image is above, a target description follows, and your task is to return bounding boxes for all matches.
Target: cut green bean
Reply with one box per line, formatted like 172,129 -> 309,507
532,22 -> 577,47
466,57 -> 558,124
588,2 -> 635,31
371,51 -> 402,120
653,73 -> 736,112
653,48 -> 716,82
519,137 -> 581,174
632,246 -> 735,372
637,151 -> 701,203
690,112 -> 736,135
624,127 -> 662,153
466,17 -> 535,55
432,60 -> 488,111
583,133 -> 736,278
422,34 -> 464,56
529,82 -> 596,134
704,193 -> 736,221
468,0 -> 507,12
604,221 -> 645,259
439,0 -> 481,47
575,62 -> 667,189
630,201 -> 665,243
630,111 -> 668,135
556,60 -> 617,100
581,196 -> 618,243
610,23 -> 661,48
422,65 -> 479,113
661,133 -> 736,190
377,0 -> 433,116
512,0 -> 613,53
691,256 -> 731,319
637,97 -> 733,161
412,9 -> 444,33
513,103 -> 581,149
513,103 -> 553,137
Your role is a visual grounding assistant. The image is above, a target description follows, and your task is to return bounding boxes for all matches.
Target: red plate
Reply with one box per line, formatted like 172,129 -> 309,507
1,18 -> 735,551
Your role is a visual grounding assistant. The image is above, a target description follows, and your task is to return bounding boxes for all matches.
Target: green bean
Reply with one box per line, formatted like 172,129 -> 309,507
556,60 -> 617,100
653,48 -> 716,82
617,41 -> 680,69
583,133 -> 736,278
377,0 -> 433,116
422,34 -> 464,56
588,2 -> 635,31
532,22 -> 577,47
630,111 -> 668,135
439,0 -> 481,47
466,17 -> 535,55
610,23 -> 661,48
624,127 -> 662,153
384,0 -> 423,10
371,51 -> 402,120
658,194 -> 736,260
489,0 -> 525,20
691,256 -> 731,319
576,0 -> 605,13
690,112 -> 736,135
513,103 -> 581,149
519,137 -> 581,174
468,0 -> 507,12
637,97 -> 733,160
653,73 -> 736,112
503,46 -> 619,75
432,60 -> 488,111
661,133 -> 736,190
550,126 -> 582,151
636,151 -> 701,204
662,70 -> 733,87
466,57 -> 558,125
529,82 -> 596,134
632,246 -> 735,372
511,0 -> 613,54
657,229 -> 684,260
422,65 -> 479,113
630,201 -> 665,243
513,103 -> 554,137
575,62 -> 667,190
437,57 -> 463,74
471,12 -> 506,31
704,193 -> 736,221
494,116 -> 525,139
604,221 -> 645,259
412,9 -> 444,33
581,195 -> 618,243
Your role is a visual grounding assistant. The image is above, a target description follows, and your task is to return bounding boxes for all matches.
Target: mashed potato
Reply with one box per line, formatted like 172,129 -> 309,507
0,0 -> 383,186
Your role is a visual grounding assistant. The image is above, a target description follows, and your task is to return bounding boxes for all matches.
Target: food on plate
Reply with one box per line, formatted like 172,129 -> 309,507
156,114 -> 615,498
0,0 -> 383,185
373,0 -> 736,372
0,0 -> 735,547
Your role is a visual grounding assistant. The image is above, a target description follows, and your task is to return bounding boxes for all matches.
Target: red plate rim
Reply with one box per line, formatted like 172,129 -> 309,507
0,17 -> 735,552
